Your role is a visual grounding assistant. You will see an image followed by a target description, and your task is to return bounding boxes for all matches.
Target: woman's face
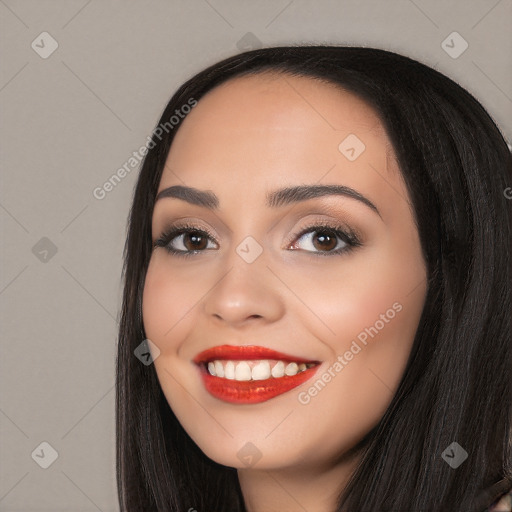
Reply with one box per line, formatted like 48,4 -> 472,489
142,72 -> 427,471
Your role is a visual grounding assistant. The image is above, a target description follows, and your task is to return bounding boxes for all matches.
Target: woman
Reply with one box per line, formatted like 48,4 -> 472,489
116,46 -> 512,511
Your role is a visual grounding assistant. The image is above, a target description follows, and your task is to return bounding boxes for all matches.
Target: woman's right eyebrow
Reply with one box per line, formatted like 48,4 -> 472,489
155,184 -> 381,218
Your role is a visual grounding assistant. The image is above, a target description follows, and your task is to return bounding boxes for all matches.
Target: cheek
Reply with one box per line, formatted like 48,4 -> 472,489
300,247 -> 425,351
287,248 -> 426,462
141,256 -> 202,418
142,255 -> 201,343
293,223 -> 427,404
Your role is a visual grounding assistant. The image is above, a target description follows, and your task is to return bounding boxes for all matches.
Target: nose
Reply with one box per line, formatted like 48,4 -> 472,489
202,255 -> 285,328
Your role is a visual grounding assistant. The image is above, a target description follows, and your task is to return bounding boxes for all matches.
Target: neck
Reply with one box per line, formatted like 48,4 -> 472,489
237,450 -> 361,512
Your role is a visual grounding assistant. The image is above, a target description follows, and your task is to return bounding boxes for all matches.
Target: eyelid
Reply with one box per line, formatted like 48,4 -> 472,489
155,220 -> 220,245
156,219 -> 353,242
282,217 -> 361,247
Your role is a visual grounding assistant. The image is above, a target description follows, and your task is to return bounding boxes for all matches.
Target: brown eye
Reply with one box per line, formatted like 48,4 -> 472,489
154,225 -> 219,257
181,231 -> 209,251
310,230 -> 338,251
289,224 -> 358,256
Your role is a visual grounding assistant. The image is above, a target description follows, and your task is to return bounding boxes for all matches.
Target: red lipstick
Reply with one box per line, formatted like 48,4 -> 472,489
193,345 -> 320,404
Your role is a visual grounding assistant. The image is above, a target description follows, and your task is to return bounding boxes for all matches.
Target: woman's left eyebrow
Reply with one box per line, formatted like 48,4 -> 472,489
155,184 -> 381,218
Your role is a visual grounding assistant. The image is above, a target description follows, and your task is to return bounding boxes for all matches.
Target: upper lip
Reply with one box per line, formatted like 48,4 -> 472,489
193,344 -> 319,365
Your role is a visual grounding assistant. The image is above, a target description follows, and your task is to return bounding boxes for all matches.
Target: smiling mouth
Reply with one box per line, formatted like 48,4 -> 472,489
193,345 -> 321,404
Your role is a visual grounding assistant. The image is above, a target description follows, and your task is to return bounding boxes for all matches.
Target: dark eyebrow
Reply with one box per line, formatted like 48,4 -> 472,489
156,185 -> 219,209
155,184 -> 381,217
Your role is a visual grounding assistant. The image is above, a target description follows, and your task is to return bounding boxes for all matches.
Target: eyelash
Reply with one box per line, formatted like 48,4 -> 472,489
153,221 -> 362,259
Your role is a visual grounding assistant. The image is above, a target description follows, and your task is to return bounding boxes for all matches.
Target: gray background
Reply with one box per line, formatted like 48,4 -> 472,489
1,0 -> 511,510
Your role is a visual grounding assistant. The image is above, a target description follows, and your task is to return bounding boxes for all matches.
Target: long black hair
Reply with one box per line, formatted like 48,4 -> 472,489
116,45 -> 512,511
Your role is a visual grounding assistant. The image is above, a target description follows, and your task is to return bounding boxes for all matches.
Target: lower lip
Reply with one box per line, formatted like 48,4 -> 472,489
198,364 -> 320,404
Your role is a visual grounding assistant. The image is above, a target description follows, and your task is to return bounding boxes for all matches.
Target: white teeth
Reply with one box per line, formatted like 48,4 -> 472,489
234,361 -> 252,381
224,361 -> 235,380
214,360 -> 224,378
205,359 -> 315,380
285,362 -> 299,376
252,361 -> 271,380
271,361 -> 285,378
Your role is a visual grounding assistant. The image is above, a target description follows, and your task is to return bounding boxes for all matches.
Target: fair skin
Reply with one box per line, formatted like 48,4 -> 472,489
142,72 -> 427,511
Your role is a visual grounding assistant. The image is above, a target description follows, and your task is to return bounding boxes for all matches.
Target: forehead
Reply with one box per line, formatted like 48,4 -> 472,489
159,72 -> 402,214
169,71 -> 387,150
